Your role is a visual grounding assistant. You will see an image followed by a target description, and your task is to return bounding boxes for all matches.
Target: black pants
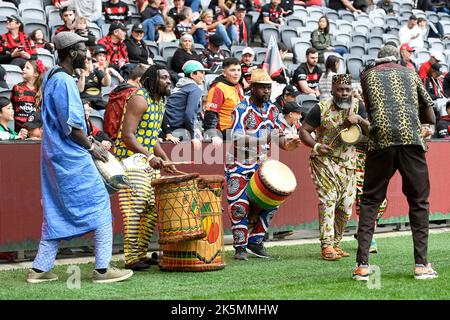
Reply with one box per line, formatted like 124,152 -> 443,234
356,145 -> 430,265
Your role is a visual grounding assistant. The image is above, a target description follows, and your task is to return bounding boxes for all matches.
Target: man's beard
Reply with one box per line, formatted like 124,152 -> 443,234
72,55 -> 86,70
333,96 -> 353,109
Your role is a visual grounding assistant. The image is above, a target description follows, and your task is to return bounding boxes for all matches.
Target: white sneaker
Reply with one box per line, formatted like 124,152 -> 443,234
414,263 -> 438,280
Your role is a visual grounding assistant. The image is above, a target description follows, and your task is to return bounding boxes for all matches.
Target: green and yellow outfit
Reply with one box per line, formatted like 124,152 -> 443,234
114,88 -> 165,265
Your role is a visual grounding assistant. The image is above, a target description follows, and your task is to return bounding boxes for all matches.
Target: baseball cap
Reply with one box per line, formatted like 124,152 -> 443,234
431,50 -> 444,62
400,43 -> 414,52
24,112 -> 43,129
431,63 -> 442,75
282,101 -> 302,114
53,31 -> 88,50
236,4 -> 246,11
209,33 -> 224,47
182,60 -> 209,75
109,21 -> 128,33
282,84 -> 301,97
0,65 -> 8,89
242,47 -> 255,56
132,23 -> 144,32
7,15 -> 23,26
94,45 -> 108,55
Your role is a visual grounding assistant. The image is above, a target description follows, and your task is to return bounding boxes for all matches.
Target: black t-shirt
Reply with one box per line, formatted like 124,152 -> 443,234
258,3 -> 283,24
292,63 -> 323,92
305,101 -> 367,128
141,5 -> 162,21
124,37 -> 152,64
328,0 -> 347,11
279,0 -> 294,13
168,7 -> 181,25
78,69 -> 104,101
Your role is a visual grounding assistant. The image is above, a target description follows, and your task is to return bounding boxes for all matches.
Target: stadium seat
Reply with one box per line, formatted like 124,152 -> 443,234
362,55 -> 376,67
332,41 -> 349,53
349,42 -> 366,56
153,55 -> 167,67
441,21 -> 450,36
429,38 -> 444,52
293,6 -> 308,20
306,7 -> 323,20
89,23 -> 102,41
21,8 -> 46,23
412,9 -> 426,19
37,48 -> 55,68
296,27 -> 314,41
296,94 -> 319,116
346,55 -> 364,80
399,3 -> 413,12
246,11 -> 260,26
382,34 -> 400,46
0,2 -> 19,17
352,21 -> 370,35
334,32 -> 351,44
101,24 -> 111,37
438,12 -> 450,22
0,88 -> 12,99
286,16 -> 304,29
2,64 -> 24,88
194,43 -> 205,54
352,32 -> 368,45
385,16 -> 400,27
415,49 -> 431,66
426,11 -> 439,24
400,9 -> 413,18
328,20 -> 337,34
253,47 -> 267,62
370,15 -> 385,27
304,18 -> 318,29
48,9 -> 63,27
355,13 -> 371,25
280,26 -> 299,50
159,42 -> 179,60
339,11 -> 355,22
231,45 -> 246,59
24,20 -> 49,39
336,20 -> 352,34
366,43 -> 381,56
204,74 -> 219,93
368,35 -> 383,46
293,40 -> 311,64
287,63 -> 299,77
0,19 -> 7,35
143,40 -> 159,58
324,8 -> 338,21
259,24 -> 279,47
89,109 -> 104,131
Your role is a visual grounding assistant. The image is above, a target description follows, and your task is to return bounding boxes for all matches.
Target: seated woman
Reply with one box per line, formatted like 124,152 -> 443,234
0,97 -> 27,141
319,55 -> 341,100
124,23 -> 154,66
171,33 -> 201,73
194,9 -> 238,48
311,16 -> 347,64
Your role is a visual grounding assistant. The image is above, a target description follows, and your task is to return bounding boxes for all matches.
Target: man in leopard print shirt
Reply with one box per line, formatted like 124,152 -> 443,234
353,45 -> 438,281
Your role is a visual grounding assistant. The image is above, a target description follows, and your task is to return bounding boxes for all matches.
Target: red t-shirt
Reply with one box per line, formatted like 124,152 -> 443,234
419,61 -> 431,79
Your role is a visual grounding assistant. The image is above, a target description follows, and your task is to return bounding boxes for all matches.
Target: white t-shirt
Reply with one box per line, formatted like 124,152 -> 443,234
399,25 -> 423,49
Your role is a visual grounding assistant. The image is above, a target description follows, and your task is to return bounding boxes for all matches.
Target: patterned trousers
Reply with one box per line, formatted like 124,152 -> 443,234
355,148 -> 387,219
225,163 -> 277,248
310,156 -> 356,249
118,168 -> 160,265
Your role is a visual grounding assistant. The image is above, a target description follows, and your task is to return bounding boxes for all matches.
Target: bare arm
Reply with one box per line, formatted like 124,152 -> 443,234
298,80 -> 317,95
341,0 -> 362,13
299,122 -> 332,155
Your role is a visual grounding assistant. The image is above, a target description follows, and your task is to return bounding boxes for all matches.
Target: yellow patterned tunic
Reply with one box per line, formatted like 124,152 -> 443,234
114,88 -> 165,160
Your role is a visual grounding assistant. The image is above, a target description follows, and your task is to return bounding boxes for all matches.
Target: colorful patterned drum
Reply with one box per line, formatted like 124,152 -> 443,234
246,160 -> 297,210
160,175 -> 226,272
151,173 -> 205,244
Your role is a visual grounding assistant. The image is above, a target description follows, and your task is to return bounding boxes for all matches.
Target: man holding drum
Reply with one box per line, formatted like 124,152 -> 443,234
114,64 -> 178,271
299,74 -> 369,261
226,69 -> 301,261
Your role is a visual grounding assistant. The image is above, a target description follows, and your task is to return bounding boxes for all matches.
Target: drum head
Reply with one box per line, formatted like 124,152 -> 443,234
340,125 -> 362,145
259,160 -> 297,195
151,173 -> 200,187
197,175 -> 225,184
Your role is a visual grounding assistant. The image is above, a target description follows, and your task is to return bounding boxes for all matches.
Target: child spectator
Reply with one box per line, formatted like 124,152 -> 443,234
83,100 -> 113,150
11,60 -> 46,132
0,97 -> 27,140
93,45 -> 125,83
31,29 -> 55,54
158,17 -> 177,43
73,17 -> 97,48
23,111 -> 43,140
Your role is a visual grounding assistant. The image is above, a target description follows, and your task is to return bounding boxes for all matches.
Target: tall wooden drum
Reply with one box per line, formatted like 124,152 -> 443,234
151,173 -> 205,244
159,175 -> 226,272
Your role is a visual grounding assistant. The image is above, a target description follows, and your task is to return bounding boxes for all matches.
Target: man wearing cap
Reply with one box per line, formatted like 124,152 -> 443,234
233,4 -> 251,46
199,33 -> 230,71
28,32 -> 133,284
399,15 -> 423,49
239,47 -> 257,91
23,111 -> 43,140
162,60 -> 207,148
227,68 -> 301,260
273,84 -> 301,112
299,73 -> 369,262
424,63 -> 445,101
124,23 -> 154,66
98,21 -> 130,72
418,50 -> 444,79
354,45 -> 437,281
278,100 -> 302,135
103,0 -> 131,25
0,15 -> 37,68
399,43 -> 417,72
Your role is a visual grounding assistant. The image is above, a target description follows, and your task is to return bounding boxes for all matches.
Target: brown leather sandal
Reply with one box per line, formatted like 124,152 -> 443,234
334,246 -> 350,257
321,246 -> 341,261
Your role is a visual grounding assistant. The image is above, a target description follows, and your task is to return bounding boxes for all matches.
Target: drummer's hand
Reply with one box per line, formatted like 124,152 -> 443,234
101,140 -> 112,150
317,144 -> 333,156
281,134 -> 301,151
149,156 -> 164,169
163,164 -> 178,174
347,115 -> 361,125
165,133 -> 180,144
90,140 -> 109,162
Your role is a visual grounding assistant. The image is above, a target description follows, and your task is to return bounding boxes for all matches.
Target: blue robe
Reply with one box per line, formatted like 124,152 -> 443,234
40,66 -> 111,241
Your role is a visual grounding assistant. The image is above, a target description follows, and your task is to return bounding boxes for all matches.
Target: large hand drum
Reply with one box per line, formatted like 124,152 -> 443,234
246,160 -> 297,210
159,175 -> 226,272
94,152 -> 131,194
151,173 -> 205,244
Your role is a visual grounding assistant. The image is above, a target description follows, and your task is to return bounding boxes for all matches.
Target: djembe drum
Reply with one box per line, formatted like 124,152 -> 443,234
94,152 -> 131,194
159,175 -> 226,272
340,125 -> 363,145
151,173 -> 205,244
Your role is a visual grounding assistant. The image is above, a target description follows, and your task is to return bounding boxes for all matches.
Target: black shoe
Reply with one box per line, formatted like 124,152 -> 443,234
353,233 -> 358,240
141,252 -> 160,266
125,261 -> 150,271
247,242 -> 271,259
234,247 -> 248,261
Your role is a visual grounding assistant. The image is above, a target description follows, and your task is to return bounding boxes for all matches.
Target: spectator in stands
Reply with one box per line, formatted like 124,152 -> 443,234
240,47 -> 258,91
328,0 -> 363,13
258,0 -> 284,29
98,21 -> 130,72
24,111 -> 43,140
279,0 -> 295,16
233,4 -> 251,46
273,84 -> 301,112
292,48 -> 322,98
418,50 -> 444,79
93,45 -> 125,84
208,0 -> 238,19
443,70 -> 450,97
0,97 -> 27,140
175,7 -> 206,39
54,6 -> 76,36
168,0 -> 186,25
278,100 -> 302,135
141,0 -> 166,41
102,0 -> 131,25
158,17 -> 177,43
199,33 -> 230,72
319,55 -> 340,100
12,60 -> 46,132
76,50 -> 111,111
399,43 -> 417,72
424,63 -> 446,117
73,17 -> 97,48
436,101 -> 450,138
270,42 -> 290,84
417,17 -> 445,40
0,15 -> 37,68
195,9 -> 238,48
399,15 -> 424,49
31,29 -> 55,54
104,64 -> 148,140
83,100 -> 113,150
162,60 -> 206,148
60,0 -> 105,27
125,23 -> 154,66
203,57 -> 244,142
376,0 -> 395,15
429,0 -> 449,13
311,16 -> 348,64
171,34 -> 200,73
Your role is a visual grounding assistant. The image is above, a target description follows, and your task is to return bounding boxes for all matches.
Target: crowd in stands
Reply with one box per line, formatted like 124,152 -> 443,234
2,0 -> 450,153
